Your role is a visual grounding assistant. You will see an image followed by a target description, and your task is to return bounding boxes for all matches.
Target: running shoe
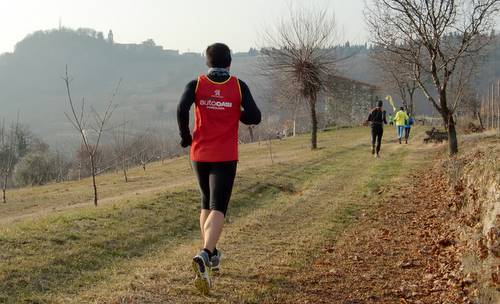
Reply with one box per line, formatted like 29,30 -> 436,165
210,249 -> 222,272
192,251 -> 211,294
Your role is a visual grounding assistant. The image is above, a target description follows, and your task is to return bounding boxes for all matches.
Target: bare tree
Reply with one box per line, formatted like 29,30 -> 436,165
130,130 -> 157,172
366,0 -> 500,154
0,119 -> 18,203
156,131 -> 170,164
63,66 -> 120,206
371,49 -> 419,114
112,120 -> 130,182
261,4 -> 338,149
449,77 -> 487,129
53,148 -> 70,182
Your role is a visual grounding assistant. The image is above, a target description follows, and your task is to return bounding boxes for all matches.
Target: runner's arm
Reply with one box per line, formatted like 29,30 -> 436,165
239,80 -> 261,125
176,80 -> 197,145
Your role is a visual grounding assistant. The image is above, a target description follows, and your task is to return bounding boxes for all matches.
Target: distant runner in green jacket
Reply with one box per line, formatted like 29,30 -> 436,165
388,113 -> 394,126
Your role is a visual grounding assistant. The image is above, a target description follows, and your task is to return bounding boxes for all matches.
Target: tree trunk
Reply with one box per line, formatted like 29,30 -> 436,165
268,136 -> 274,164
441,109 -> 458,155
438,89 -> 458,155
122,156 -> 128,183
447,119 -> 458,155
123,168 -> 128,183
309,97 -> 318,150
248,126 -> 255,142
408,91 -> 415,116
90,156 -> 98,206
477,111 -> 484,129
2,174 -> 7,203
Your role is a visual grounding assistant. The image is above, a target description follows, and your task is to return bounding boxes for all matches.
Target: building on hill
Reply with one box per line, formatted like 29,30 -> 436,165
107,30 -> 114,44
233,48 -> 260,57
323,76 -> 381,126
115,42 -> 164,56
105,32 -> 179,57
163,49 -> 179,56
182,52 -> 202,57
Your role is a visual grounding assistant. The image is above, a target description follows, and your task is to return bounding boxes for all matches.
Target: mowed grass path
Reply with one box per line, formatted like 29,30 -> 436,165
0,127 -> 439,303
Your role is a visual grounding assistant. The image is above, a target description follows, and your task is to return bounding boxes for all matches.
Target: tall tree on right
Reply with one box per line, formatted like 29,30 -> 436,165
365,0 -> 500,155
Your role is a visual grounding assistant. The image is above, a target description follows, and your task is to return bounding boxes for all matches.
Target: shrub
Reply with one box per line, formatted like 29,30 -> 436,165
13,151 -> 59,186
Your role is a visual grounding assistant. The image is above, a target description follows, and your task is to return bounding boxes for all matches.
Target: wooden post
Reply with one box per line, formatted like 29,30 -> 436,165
491,83 -> 494,129
482,96 -> 485,129
497,80 -> 500,131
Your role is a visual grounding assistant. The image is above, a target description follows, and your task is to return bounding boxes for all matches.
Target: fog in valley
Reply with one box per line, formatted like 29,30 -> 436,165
0,24 -> 498,186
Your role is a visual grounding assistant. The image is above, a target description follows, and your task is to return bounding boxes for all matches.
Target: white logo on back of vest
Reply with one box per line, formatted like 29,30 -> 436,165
199,99 -> 233,110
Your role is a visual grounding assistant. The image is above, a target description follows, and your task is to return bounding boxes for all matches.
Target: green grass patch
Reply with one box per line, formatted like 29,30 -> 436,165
0,127 -> 437,303
0,130 -> 369,303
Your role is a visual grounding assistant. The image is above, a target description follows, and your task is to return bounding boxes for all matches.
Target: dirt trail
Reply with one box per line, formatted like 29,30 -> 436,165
3,127 -> 462,303
267,161 -> 468,303
68,137 -> 380,303
64,130 -> 441,303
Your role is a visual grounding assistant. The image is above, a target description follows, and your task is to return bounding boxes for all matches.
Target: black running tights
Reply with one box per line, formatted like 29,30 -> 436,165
192,161 -> 237,216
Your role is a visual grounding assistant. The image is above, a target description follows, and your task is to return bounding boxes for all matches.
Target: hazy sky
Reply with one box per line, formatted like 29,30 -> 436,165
0,0 -> 367,54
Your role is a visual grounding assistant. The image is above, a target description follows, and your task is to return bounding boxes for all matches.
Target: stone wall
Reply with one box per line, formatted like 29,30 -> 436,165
323,76 -> 380,126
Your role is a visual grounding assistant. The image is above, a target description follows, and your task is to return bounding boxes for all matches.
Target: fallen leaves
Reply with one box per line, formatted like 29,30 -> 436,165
437,238 -> 455,247
397,260 -> 417,269
267,165 -> 472,304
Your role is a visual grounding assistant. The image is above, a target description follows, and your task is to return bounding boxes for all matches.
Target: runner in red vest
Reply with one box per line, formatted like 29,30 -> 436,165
177,43 -> 261,294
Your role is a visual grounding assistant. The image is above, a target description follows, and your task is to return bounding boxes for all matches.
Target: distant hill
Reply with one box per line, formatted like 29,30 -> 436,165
0,28 -> 266,145
0,28 -> 498,145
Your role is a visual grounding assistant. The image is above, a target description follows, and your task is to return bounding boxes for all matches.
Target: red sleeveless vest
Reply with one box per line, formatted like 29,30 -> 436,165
191,75 -> 242,162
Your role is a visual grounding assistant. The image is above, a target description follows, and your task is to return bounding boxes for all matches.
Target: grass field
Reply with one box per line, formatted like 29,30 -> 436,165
0,126 -> 443,303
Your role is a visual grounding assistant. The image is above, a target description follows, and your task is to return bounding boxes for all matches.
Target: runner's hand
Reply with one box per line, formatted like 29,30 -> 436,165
180,134 -> 192,148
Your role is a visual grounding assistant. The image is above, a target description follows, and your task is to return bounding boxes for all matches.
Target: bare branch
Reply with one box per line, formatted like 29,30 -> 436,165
62,66 -> 121,205
366,0 -> 499,154
260,3 -> 340,149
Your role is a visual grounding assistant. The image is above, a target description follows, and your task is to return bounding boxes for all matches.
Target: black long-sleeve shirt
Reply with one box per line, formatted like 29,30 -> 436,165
367,108 -> 387,126
177,73 -> 261,139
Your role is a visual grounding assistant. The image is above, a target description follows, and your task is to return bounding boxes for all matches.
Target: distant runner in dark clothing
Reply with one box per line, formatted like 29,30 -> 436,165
404,114 -> 414,144
177,43 -> 261,295
366,100 -> 387,158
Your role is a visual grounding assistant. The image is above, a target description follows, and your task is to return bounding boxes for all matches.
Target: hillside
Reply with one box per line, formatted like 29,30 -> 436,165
1,127 -> 497,303
0,28 -> 266,144
5,28 -> 494,145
